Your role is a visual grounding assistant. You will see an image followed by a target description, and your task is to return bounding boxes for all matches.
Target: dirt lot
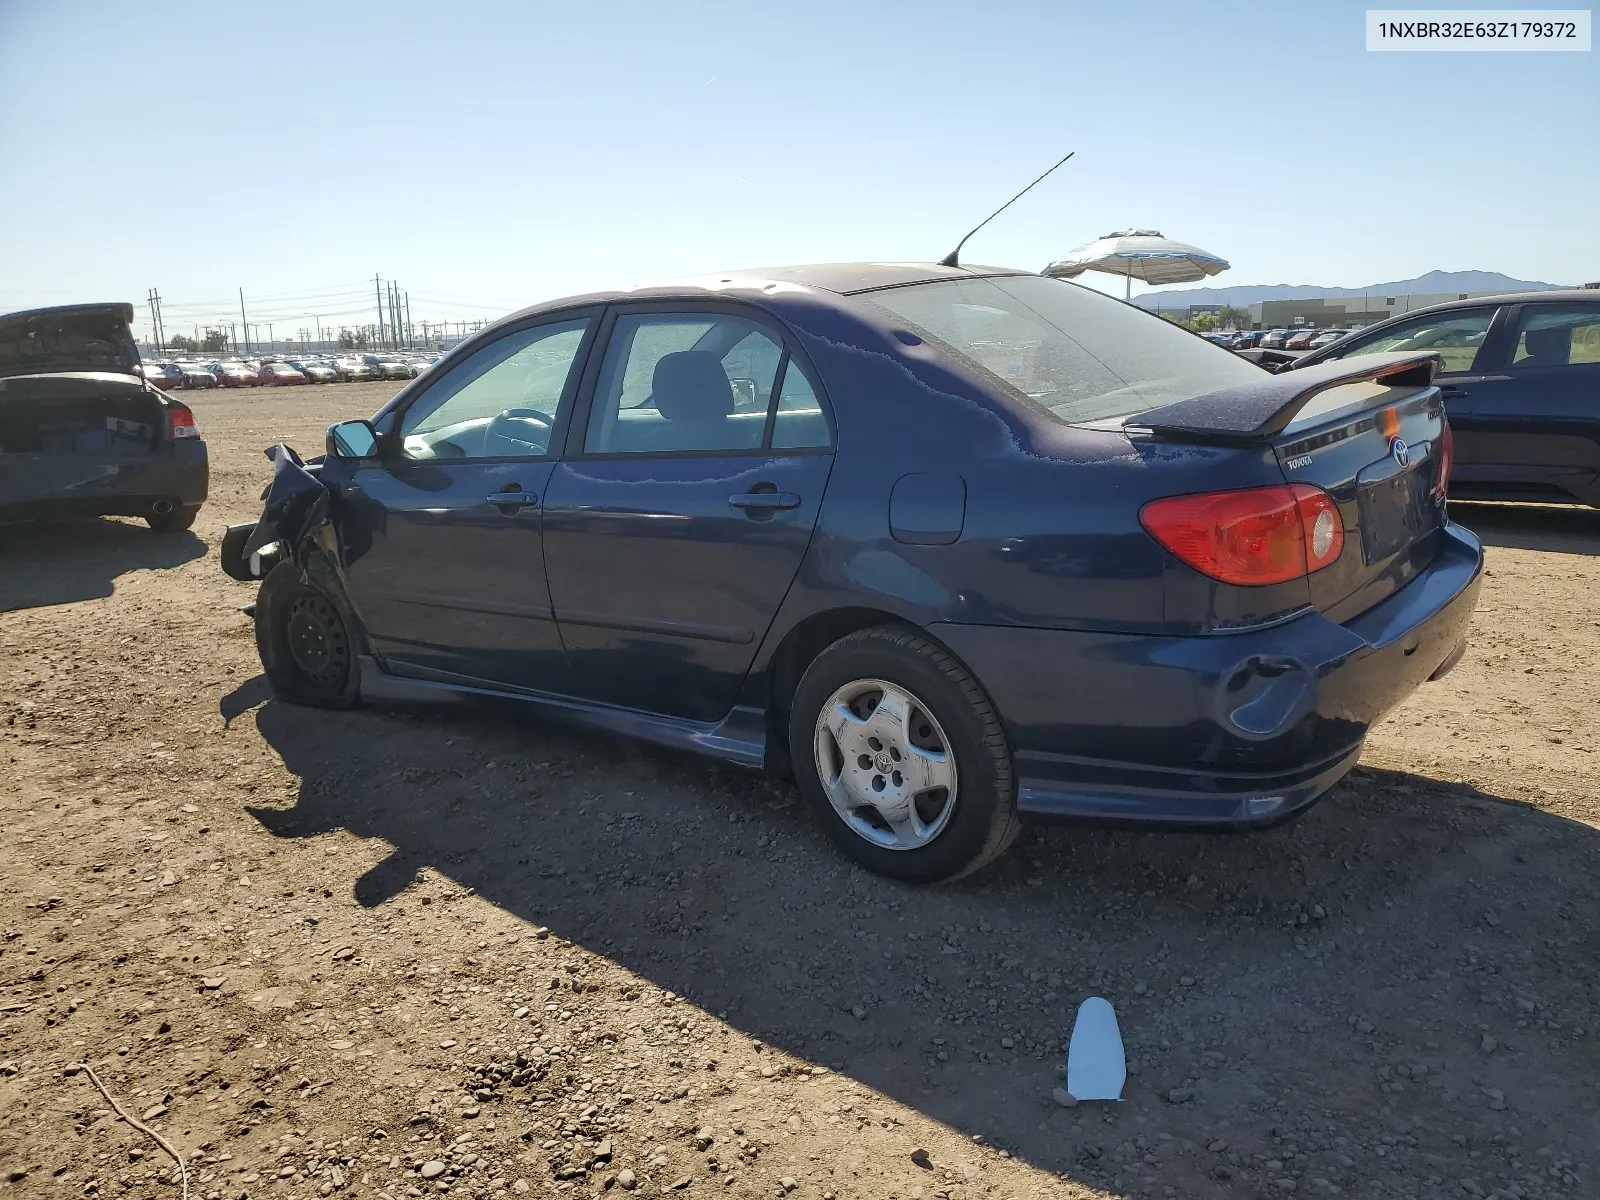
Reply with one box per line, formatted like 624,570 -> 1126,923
2,381 -> 1597,1200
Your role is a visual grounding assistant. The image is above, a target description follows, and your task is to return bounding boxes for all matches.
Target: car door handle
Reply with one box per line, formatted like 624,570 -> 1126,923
487,488 -> 537,512
1438,384 -> 1470,398
729,491 -> 801,512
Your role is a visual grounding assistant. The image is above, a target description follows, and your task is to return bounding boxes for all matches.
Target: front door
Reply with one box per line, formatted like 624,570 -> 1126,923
541,307 -> 835,722
1444,303 -> 1600,506
338,314 -> 597,693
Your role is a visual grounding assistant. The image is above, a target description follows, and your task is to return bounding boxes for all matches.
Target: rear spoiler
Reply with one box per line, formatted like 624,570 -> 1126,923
1129,351 -> 1439,443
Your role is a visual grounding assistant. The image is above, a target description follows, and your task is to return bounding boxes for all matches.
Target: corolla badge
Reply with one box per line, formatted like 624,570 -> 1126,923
1390,437 -> 1410,467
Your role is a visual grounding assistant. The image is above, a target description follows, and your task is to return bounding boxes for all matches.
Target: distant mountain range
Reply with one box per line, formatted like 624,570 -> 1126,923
1133,270 -> 1569,310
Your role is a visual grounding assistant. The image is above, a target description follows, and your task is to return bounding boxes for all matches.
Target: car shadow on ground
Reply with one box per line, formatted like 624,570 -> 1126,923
0,517 -> 206,612
1451,501 -> 1600,554
230,682 -> 1600,1192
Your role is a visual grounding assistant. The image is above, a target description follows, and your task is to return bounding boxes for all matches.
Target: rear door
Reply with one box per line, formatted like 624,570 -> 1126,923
337,312 -> 598,693
1442,303 -> 1600,506
541,305 -> 834,722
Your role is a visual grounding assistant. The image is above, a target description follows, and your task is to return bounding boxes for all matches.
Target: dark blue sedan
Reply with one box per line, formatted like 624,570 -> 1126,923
222,263 -> 1484,882
1286,290 -> 1600,509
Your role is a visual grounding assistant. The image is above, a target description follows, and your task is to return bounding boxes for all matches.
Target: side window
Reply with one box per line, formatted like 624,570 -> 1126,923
398,319 -> 588,460
584,314 -> 783,455
1511,307 -> 1600,369
770,361 -> 831,449
1326,310 -> 1495,374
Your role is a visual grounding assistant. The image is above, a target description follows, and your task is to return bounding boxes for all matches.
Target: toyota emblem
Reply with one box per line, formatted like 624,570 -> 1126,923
1390,437 -> 1410,467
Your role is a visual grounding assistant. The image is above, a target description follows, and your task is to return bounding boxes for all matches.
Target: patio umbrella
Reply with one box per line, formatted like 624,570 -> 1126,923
1043,229 -> 1229,299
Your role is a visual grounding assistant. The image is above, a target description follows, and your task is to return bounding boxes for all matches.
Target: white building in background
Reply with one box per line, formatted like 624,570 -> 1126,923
1248,291 -> 1518,330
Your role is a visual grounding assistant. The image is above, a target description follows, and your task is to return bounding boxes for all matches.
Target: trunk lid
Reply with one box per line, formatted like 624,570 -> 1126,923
1132,351 -> 1450,623
1271,381 -> 1448,621
0,303 -> 141,379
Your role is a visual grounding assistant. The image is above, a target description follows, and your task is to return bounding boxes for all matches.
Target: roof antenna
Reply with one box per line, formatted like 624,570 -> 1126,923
938,151 -> 1075,268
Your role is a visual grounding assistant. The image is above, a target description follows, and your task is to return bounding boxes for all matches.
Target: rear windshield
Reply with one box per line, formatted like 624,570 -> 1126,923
867,274 -> 1262,423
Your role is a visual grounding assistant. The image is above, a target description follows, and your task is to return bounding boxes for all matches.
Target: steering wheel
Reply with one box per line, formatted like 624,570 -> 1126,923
484,407 -> 555,455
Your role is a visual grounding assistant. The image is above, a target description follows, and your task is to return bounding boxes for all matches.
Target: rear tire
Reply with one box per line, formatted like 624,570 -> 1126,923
254,562 -> 360,709
788,625 -> 1018,883
146,505 -> 198,533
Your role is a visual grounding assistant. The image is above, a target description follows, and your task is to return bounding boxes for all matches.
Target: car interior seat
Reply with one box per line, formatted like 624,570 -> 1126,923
1518,324 -> 1572,369
641,350 -> 756,452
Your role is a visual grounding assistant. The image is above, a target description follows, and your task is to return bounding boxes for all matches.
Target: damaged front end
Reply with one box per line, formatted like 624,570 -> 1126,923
219,444 -> 331,582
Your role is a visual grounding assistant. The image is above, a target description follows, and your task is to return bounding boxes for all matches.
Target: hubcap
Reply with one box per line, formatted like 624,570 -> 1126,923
286,592 -> 348,688
813,678 -> 957,851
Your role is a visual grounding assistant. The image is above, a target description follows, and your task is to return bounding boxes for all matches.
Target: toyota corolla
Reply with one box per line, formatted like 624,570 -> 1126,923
220,263 -> 1483,882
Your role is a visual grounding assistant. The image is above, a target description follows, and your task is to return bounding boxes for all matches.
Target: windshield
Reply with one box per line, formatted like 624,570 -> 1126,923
866,274 -> 1262,424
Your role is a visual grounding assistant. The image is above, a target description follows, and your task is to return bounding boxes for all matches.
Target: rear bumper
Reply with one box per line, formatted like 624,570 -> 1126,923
0,441 -> 209,523
934,522 -> 1484,829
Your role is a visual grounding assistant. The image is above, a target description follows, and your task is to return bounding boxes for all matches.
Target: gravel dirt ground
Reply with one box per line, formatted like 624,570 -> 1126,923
2,381 -> 1597,1200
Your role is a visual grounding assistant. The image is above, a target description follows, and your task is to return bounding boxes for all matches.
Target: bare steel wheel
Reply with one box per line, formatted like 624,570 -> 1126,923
286,591 -> 349,689
814,678 -> 957,850
789,625 -> 1019,882
254,561 -> 360,709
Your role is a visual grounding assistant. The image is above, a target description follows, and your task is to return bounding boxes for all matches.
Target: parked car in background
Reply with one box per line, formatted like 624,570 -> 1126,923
1288,290 -> 1600,509
259,361 -> 309,386
138,361 -> 185,390
0,302 -> 208,531
220,262 -> 1481,883
373,355 -> 417,380
212,360 -> 258,387
1308,329 -> 1349,350
1260,329 -> 1293,349
335,356 -> 376,381
177,361 -> 218,388
289,358 -> 338,383
1284,329 -> 1323,351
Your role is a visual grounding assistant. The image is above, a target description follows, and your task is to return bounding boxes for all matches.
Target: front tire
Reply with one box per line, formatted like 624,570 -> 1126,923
254,562 -> 360,709
788,625 -> 1018,883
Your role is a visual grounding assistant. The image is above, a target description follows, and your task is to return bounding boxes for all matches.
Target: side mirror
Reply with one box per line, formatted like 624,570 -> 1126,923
729,377 -> 759,408
327,419 -> 379,459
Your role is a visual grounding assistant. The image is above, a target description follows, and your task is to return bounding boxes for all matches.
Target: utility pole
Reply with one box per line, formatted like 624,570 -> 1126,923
390,281 -> 401,348
404,291 -> 412,350
374,275 -> 386,349
239,289 -> 250,353
266,323 -> 274,352
147,288 -> 167,352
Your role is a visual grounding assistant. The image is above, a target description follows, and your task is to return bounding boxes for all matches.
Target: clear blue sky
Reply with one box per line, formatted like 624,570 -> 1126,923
2,0 -> 1595,340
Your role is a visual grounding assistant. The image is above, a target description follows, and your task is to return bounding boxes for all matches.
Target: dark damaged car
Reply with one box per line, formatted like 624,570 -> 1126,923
220,263 -> 1483,882
0,303 -> 208,531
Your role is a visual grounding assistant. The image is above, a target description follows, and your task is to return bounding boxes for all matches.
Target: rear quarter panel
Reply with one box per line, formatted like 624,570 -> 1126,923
745,292 -> 1300,664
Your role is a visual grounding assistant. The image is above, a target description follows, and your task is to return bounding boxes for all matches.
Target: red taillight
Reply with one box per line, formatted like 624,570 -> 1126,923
1433,419 -> 1453,500
1140,484 -> 1344,586
169,405 -> 200,440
